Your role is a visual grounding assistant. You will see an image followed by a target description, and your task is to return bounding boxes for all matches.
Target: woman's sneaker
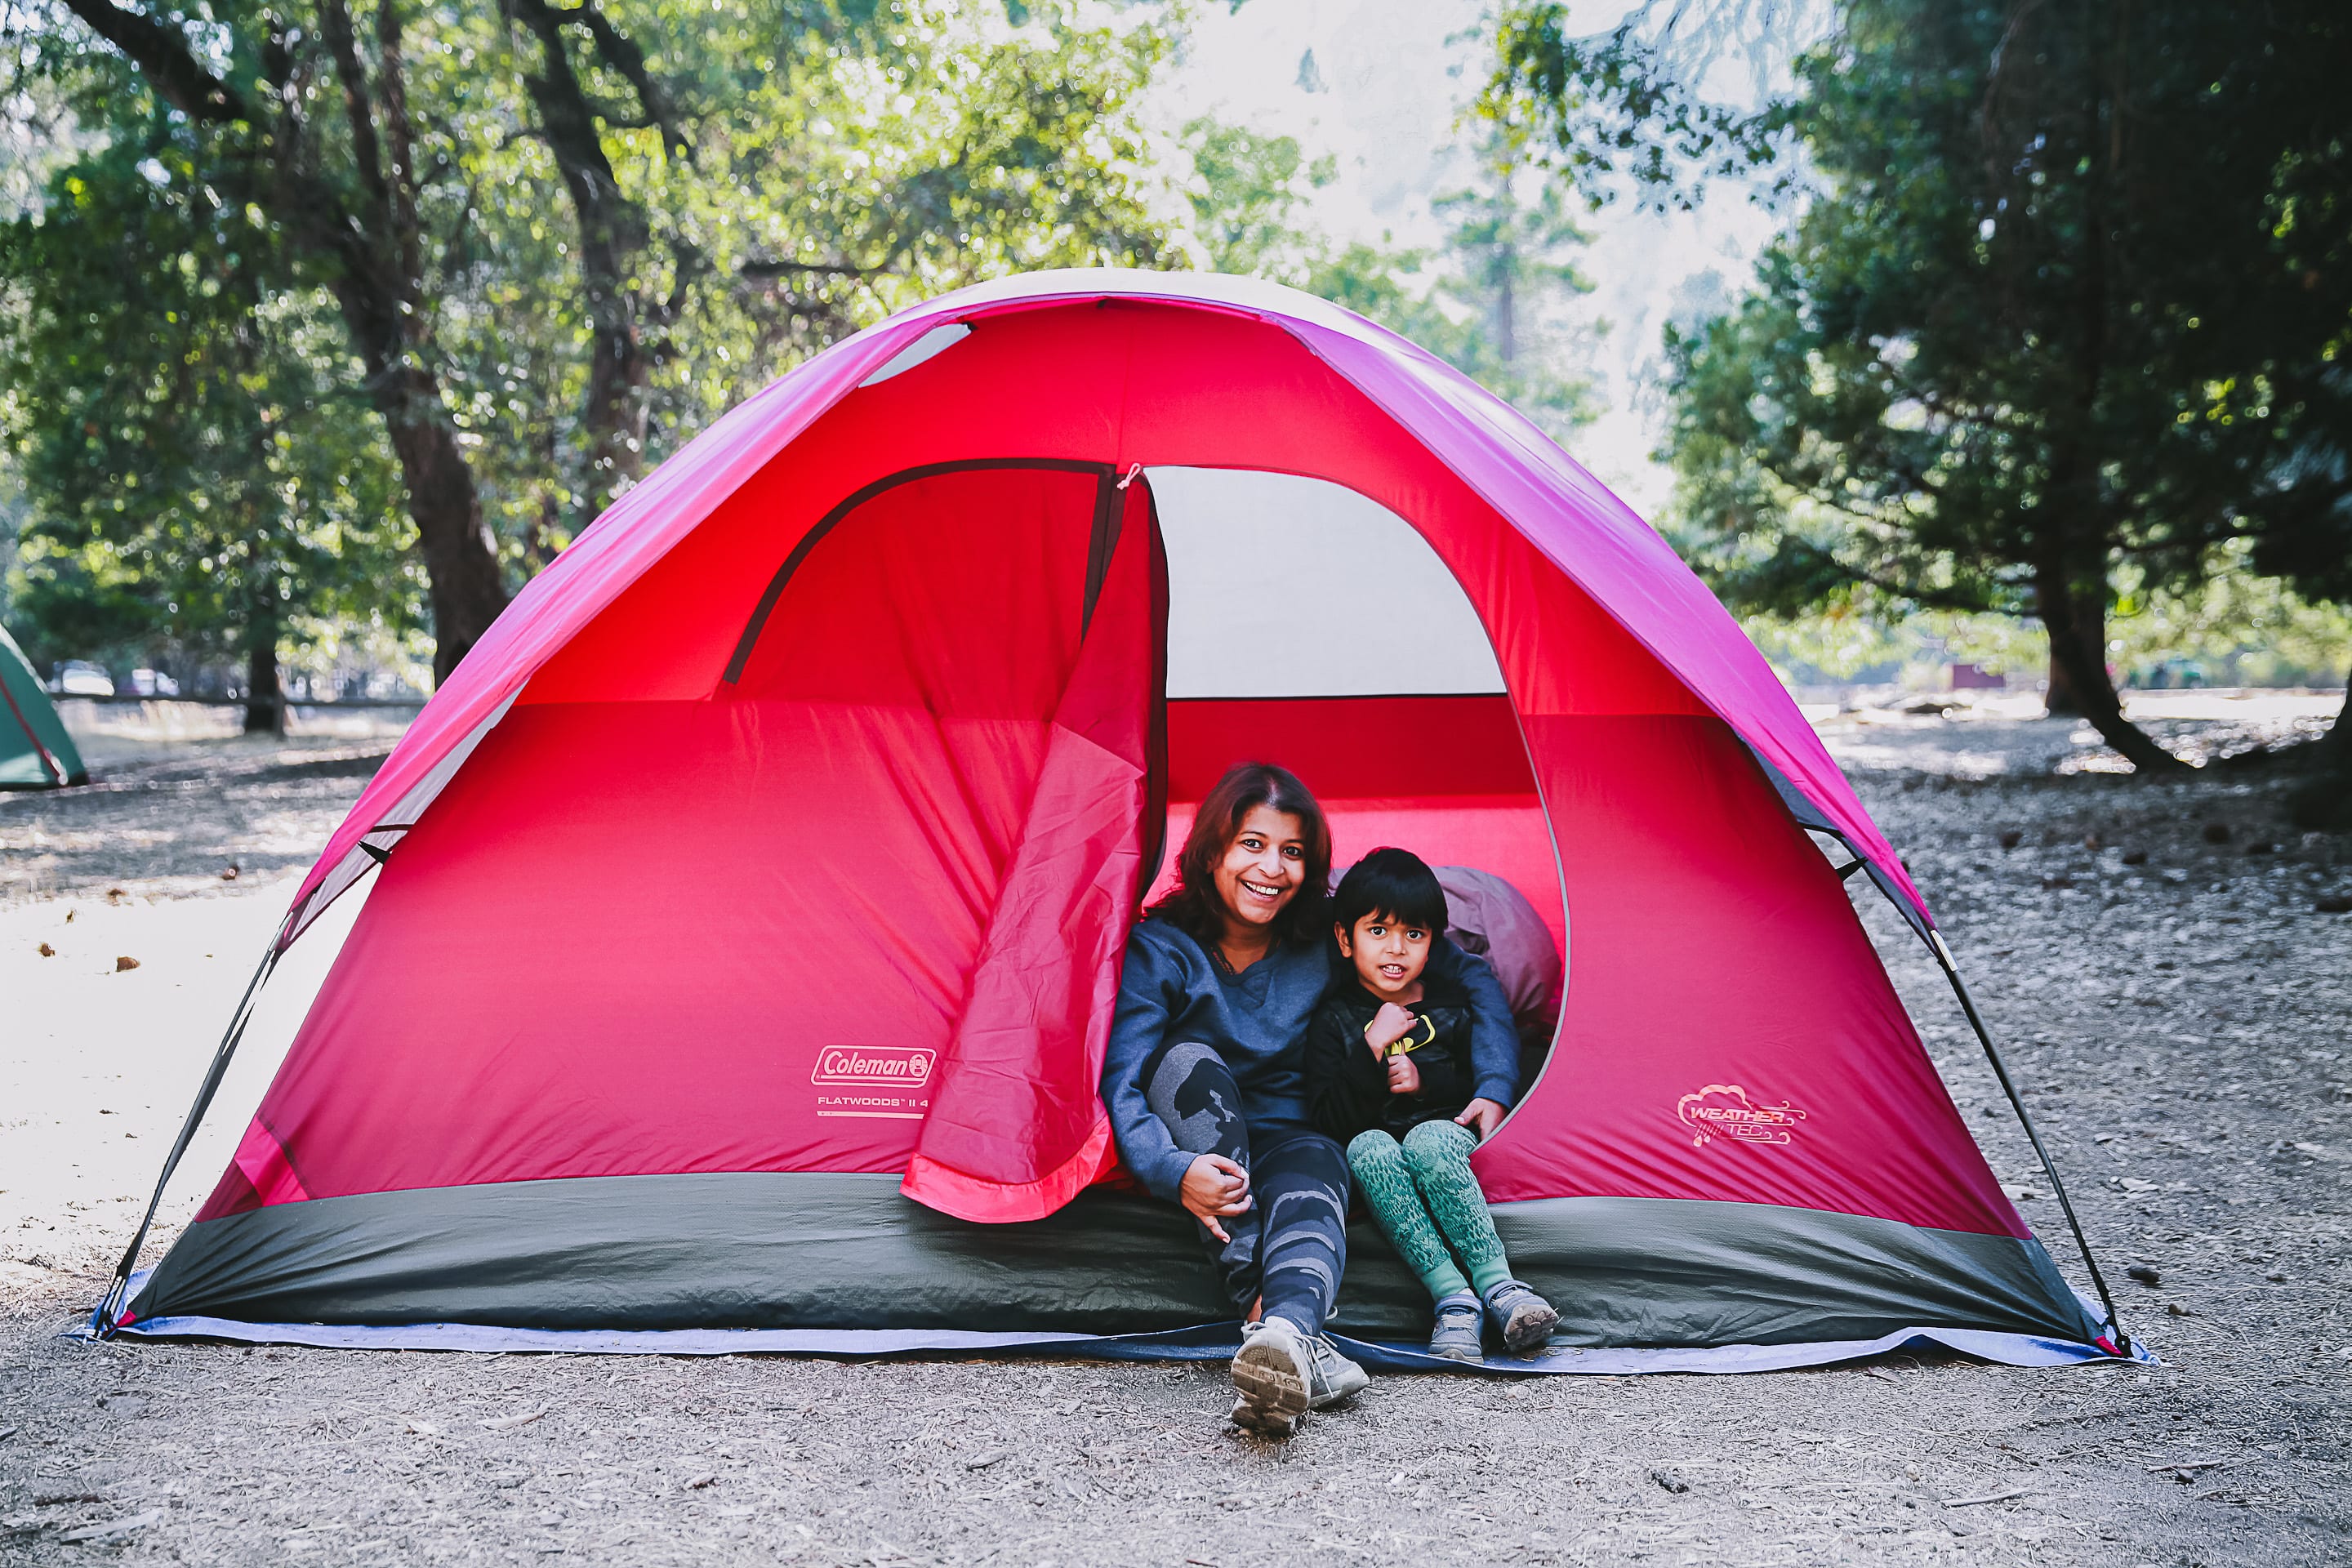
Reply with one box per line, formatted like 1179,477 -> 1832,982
1428,1292 -> 1485,1363
1301,1331 -> 1370,1408
1230,1316 -> 1314,1436
1481,1279 -> 1559,1354
1230,1316 -> 1369,1435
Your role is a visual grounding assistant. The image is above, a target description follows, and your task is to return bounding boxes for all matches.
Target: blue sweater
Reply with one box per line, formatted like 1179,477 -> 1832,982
1102,915 -> 1521,1203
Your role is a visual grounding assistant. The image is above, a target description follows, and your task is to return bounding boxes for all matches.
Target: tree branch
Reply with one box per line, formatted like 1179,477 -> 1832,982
552,0 -> 688,158
318,0 -> 393,232
53,0 -> 252,122
376,0 -> 425,296
737,258 -> 889,281
1836,559 -> 2008,614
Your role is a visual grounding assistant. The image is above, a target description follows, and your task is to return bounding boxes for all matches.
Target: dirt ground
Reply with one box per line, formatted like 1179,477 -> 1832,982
2,698 -> 2347,1566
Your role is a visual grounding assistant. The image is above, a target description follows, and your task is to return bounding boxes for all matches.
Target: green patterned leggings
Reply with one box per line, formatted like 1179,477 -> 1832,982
1346,1120 -> 1513,1303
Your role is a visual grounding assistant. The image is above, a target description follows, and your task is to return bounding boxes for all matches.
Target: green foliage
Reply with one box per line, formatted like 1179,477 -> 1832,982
1180,114 -> 1334,281
1489,0 -> 2352,768
421,0 -> 1184,555
2,0 -> 1190,675
1654,1 -> 2352,610
0,122 -> 412,678
1483,0 -> 1805,212
1740,563 -> 2352,688
1183,118 -> 1597,439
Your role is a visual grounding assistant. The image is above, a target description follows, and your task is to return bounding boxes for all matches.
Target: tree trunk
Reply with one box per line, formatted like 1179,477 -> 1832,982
242,628 -> 283,737
2041,581 -> 2108,715
506,0 -> 660,519
2034,555 -> 2185,772
376,370 -> 510,685
2289,679 -> 2352,831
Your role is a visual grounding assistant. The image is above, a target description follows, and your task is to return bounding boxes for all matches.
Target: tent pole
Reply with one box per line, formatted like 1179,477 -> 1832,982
1927,929 -> 2130,1355
94,938 -> 282,1335
0,671 -> 66,786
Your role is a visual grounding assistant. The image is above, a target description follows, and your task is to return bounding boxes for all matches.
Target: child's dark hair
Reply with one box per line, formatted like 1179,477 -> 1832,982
1331,848 -> 1448,938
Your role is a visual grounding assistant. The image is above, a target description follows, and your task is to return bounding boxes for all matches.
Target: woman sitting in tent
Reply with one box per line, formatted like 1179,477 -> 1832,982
1100,762 -> 1523,1434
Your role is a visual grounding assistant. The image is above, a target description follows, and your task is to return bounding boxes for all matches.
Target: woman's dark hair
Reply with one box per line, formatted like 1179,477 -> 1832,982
1149,762 -> 1333,948
1331,847 -> 1449,938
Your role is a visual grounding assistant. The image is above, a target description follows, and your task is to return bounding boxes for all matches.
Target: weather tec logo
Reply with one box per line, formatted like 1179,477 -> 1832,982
1676,1084 -> 1808,1149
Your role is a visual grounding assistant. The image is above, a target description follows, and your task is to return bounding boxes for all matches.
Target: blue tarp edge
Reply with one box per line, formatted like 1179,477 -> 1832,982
80,1277 -> 2156,1373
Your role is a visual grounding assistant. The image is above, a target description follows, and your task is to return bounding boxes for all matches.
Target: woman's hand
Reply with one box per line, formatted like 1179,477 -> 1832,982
1453,1097 -> 1507,1140
1365,1002 -> 1418,1057
1385,1054 -> 1422,1095
1180,1153 -> 1253,1243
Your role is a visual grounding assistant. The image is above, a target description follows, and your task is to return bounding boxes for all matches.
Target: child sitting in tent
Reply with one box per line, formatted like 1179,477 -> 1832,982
1305,848 -> 1561,1362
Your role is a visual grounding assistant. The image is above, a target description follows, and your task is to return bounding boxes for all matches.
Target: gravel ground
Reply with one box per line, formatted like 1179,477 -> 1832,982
2,710 -> 2347,1566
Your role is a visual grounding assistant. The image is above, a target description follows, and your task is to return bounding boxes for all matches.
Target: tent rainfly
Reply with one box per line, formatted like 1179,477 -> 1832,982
1,623 -> 86,791
95,271 -> 2137,1373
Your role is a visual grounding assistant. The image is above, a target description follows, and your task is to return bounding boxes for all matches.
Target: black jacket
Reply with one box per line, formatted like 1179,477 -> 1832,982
1303,969 -> 1477,1144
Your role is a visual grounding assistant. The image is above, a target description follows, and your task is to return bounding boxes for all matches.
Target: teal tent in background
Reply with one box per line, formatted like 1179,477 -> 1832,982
0,623 -> 87,789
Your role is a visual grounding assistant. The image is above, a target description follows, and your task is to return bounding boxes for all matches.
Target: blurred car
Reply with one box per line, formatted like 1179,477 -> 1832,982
54,660 -> 114,697
129,668 -> 179,696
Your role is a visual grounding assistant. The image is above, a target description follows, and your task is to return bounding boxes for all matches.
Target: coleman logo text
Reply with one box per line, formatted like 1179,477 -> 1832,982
812,1047 -> 936,1087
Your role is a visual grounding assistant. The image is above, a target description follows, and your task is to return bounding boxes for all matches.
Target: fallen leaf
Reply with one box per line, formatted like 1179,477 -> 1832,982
964,1449 -> 1007,1471
35,942 -> 53,958
2117,1177 -> 2158,1194
114,956 -> 140,973
61,1511 -> 163,1544
480,1408 -> 546,1432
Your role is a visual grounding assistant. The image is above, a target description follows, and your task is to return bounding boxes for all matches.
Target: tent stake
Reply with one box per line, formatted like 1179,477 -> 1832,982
95,938 -> 282,1335
1928,929 -> 2130,1356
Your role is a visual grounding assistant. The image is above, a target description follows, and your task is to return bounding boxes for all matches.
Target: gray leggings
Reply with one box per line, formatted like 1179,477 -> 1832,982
1144,1040 -> 1349,1334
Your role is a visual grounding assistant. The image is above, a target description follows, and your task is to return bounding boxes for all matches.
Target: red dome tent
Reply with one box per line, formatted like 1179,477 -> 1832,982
99,272 -> 2132,1370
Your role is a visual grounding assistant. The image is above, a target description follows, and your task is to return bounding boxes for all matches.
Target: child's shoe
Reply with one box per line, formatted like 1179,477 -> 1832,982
1481,1279 -> 1559,1354
1428,1292 -> 1485,1362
